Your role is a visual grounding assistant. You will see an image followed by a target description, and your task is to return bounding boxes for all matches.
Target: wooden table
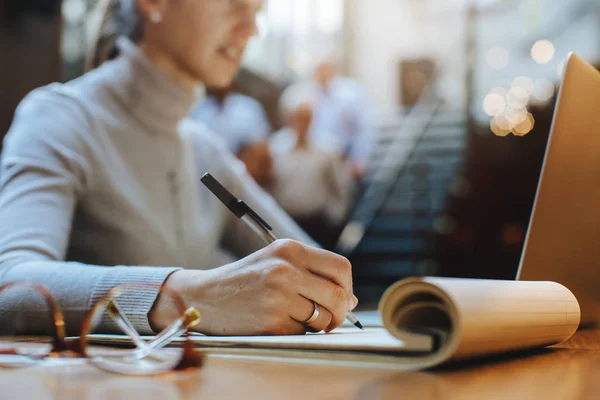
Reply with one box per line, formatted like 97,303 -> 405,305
2,330 -> 600,400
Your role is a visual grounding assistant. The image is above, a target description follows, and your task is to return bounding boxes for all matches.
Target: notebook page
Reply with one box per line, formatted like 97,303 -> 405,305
186,327 -> 432,353
84,328 -> 431,353
426,278 -> 580,359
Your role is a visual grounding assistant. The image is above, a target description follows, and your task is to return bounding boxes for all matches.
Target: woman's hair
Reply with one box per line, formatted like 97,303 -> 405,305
86,0 -> 143,71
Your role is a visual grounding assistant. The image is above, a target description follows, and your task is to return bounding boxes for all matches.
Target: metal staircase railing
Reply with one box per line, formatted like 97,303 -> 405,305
335,84 -> 443,256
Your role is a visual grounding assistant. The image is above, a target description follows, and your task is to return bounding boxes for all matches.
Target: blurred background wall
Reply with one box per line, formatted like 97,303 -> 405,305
0,0 -> 62,146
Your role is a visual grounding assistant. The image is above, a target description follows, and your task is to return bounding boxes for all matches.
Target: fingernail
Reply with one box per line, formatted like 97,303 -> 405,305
352,295 -> 359,309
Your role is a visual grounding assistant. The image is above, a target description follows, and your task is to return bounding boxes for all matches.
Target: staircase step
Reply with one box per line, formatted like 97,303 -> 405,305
382,197 -> 448,213
411,147 -> 464,158
370,216 -> 435,232
355,236 -> 429,254
390,179 -> 455,193
353,260 -> 422,278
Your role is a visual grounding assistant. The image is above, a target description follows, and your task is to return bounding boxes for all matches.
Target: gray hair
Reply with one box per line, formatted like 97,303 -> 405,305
86,0 -> 143,71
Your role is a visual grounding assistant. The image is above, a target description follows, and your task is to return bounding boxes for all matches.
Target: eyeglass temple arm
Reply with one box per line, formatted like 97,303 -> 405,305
106,301 -> 200,360
106,301 -> 170,361
148,307 -> 200,350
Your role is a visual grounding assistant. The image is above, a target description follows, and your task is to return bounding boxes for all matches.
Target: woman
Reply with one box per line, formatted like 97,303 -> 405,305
0,0 -> 356,336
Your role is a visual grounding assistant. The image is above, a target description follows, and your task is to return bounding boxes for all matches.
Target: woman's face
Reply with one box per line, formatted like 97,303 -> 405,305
143,0 -> 263,87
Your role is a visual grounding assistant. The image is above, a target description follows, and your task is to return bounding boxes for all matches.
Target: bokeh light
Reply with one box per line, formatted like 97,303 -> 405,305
505,87 -> 529,110
531,40 -> 555,64
486,78 -> 539,137
483,93 -> 506,116
505,107 -> 528,127
512,76 -> 534,95
486,47 -> 509,69
513,113 -> 535,136
489,104 -> 535,137
491,115 -> 511,136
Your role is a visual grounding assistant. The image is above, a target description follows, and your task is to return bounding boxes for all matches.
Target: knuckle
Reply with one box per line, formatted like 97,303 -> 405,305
337,256 -> 352,277
318,310 -> 333,330
341,257 -> 352,274
271,259 -> 292,276
332,285 -> 347,305
264,260 -> 293,288
271,239 -> 300,259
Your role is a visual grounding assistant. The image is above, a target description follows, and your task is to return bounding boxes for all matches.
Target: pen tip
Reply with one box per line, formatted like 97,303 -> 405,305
354,321 -> 364,330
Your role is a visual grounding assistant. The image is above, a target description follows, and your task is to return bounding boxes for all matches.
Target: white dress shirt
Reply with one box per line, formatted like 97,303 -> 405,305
191,93 -> 271,152
270,130 -> 354,223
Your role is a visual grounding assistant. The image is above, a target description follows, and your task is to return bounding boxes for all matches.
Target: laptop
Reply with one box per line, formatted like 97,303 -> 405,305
517,53 -> 600,327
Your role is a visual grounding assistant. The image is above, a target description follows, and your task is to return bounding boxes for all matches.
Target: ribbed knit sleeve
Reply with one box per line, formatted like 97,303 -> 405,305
0,89 -> 180,336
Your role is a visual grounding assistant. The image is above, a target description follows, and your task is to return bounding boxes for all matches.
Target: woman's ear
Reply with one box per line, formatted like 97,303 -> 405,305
136,0 -> 169,23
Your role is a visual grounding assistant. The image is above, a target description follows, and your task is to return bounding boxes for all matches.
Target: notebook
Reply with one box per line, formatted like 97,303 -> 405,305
89,277 -> 580,370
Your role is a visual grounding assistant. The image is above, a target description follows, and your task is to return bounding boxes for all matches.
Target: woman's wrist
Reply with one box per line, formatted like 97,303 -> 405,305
148,269 -> 211,332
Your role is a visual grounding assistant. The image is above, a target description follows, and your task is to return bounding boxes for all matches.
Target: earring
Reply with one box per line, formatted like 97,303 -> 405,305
150,10 -> 163,24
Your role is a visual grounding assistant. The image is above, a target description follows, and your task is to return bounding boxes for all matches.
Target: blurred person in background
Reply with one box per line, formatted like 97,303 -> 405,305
236,139 -> 274,188
0,0 -> 357,337
271,60 -> 375,181
270,98 -> 354,249
190,85 -> 274,186
190,85 -> 271,153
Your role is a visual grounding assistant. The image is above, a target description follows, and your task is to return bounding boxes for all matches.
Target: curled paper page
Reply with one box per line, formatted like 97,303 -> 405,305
379,278 -> 580,369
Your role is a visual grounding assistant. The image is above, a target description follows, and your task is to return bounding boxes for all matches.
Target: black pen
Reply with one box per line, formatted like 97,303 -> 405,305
201,172 -> 363,330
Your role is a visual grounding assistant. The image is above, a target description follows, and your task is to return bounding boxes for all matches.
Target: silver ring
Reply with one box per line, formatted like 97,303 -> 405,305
303,301 -> 320,326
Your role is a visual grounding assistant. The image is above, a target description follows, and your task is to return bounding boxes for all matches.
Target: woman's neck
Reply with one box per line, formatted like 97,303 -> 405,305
139,42 -> 198,93
108,37 -> 202,136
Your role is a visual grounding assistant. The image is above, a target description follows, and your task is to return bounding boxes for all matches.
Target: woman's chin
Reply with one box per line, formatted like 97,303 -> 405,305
194,52 -> 244,87
203,73 -> 237,88
199,63 -> 239,87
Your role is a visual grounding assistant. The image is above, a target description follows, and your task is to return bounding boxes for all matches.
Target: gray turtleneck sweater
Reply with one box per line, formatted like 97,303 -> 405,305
0,38 -> 313,335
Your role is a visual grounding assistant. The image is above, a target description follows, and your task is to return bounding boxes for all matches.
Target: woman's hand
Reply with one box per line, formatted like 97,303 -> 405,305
150,239 -> 358,335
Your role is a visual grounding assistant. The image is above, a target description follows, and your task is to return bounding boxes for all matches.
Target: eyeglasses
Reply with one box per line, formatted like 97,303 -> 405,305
0,281 -> 203,375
